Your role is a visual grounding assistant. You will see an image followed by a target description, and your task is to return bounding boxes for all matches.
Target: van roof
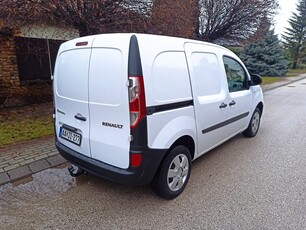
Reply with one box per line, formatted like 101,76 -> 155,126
60,33 -> 231,53
57,33 -> 239,64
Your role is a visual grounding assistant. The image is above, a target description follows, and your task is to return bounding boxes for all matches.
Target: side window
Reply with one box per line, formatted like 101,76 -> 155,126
223,56 -> 248,92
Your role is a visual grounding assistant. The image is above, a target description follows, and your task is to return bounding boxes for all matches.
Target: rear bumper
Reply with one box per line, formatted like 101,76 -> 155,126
56,139 -> 166,186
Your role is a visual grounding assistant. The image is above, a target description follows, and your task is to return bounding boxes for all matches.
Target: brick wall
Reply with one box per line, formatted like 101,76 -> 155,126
0,34 -> 53,108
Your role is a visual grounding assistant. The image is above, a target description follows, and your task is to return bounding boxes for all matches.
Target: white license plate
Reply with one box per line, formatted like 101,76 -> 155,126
60,127 -> 82,145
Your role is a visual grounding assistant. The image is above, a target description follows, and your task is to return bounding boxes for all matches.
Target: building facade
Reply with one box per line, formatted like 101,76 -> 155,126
0,21 -> 78,108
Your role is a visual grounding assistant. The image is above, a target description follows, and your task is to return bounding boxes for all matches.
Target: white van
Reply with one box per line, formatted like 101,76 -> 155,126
53,33 -> 263,199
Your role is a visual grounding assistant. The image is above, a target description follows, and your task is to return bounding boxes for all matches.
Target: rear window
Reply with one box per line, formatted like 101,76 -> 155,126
56,48 -> 123,105
88,48 -> 123,105
56,49 -> 91,102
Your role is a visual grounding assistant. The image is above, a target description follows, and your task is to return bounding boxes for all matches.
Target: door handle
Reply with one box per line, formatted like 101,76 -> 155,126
229,100 -> 236,106
219,103 -> 228,109
74,114 -> 87,121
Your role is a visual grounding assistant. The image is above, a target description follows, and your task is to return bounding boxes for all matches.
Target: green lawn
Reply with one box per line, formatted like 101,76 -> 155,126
0,114 -> 54,147
261,77 -> 283,85
285,69 -> 306,77
262,69 -> 306,85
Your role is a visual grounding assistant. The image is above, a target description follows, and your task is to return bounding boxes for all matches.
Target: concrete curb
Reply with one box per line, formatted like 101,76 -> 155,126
0,154 -> 67,186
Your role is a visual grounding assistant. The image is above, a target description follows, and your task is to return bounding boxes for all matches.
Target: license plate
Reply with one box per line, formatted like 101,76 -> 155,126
60,127 -> 82,146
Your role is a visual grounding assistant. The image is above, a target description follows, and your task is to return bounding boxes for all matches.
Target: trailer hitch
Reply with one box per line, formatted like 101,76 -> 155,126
68,165 -> 87,177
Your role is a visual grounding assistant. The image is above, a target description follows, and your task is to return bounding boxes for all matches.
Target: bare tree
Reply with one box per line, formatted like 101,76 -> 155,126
246,15 -> 272,44
42,0 -> 152,36
0,0 -> 152,36
149,0 -> 199,38
198,0 -> 278,42
1,0 -> 280,43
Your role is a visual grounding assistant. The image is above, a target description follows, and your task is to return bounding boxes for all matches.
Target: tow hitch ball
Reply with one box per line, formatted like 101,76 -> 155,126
68,165 -> 87,177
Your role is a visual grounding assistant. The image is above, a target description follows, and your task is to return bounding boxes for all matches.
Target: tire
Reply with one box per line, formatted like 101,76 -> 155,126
243,107 -> 261,137
151,145 -> 192,200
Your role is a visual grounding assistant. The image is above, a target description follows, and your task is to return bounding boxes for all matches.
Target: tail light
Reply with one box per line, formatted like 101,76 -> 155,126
129,76 -> 146,129
131,154 -> 143,167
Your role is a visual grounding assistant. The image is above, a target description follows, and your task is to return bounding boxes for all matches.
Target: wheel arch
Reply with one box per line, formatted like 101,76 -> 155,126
168,135 -> 195,160
256,102 -> 264,116
152,135 -> 196,181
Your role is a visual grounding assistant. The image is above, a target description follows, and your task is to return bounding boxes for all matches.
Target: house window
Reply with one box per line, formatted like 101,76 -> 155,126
15,37 -> 64,82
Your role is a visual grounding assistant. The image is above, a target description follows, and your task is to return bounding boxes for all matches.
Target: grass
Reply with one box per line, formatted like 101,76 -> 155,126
261,77 -> 283,85
285,69 -> 306,77
0,113 -> 54,148
261,69 -> 306,85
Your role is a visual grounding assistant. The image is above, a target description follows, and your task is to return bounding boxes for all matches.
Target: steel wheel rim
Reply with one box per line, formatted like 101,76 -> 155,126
251,112 -> 260,134
167,154 -> 189,192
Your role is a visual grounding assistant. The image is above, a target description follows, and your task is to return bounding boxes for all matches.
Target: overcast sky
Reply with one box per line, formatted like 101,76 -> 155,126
274,0 -> 299,36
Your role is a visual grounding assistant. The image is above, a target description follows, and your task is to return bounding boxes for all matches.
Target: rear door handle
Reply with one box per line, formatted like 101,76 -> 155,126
219,103 -> 228,109
229,100 -> 236,106
74,114 -> 86,121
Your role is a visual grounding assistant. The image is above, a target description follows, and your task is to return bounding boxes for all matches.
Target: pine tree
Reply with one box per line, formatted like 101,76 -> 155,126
283,0 -> 306,69
240,31 -> 289,77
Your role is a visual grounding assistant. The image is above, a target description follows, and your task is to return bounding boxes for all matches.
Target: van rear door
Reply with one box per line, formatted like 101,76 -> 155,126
54,38 -> 94,157
88,35 -> 131,169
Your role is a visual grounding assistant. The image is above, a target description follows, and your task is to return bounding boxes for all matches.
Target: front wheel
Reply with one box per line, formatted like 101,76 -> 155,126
243,107 -> 261,137
151,145 -> 192,200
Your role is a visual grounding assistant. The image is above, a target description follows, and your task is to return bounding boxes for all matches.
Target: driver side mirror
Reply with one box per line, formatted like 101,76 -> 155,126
250,74 -> 262,85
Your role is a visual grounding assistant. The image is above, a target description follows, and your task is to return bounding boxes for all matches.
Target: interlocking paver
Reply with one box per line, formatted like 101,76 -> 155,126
28,160 -> 50,173
34,154 -> 49,161
47,155 -> 66,167
48,151 -> 58,157
0,163 -> 9,168
4,164 -> 20,171
7,166 -> 31,180
24,155 -> 40,160
19,158 -> 36,166
0,173 -> 10,184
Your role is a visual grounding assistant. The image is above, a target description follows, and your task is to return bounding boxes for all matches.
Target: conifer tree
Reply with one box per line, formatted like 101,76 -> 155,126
240,31 -> 289,76
283,0 -> 306,69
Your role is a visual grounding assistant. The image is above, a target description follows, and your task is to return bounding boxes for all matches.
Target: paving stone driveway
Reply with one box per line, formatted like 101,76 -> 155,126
0,136 -> 66,185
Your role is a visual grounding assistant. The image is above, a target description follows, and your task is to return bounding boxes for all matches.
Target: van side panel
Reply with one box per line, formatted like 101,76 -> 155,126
151,52 -> 192,103
148,110 -> 197,150
134,43 -> 196,151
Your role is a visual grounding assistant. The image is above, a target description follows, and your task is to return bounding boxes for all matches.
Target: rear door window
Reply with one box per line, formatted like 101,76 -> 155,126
56,49 -> 91,101
89,48 -> 122,105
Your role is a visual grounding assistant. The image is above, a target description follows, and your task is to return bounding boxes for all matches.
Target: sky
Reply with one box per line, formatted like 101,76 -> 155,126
274,0 -> 299,36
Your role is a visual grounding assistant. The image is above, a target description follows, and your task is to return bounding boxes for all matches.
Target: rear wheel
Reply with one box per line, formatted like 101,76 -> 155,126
151,145 -> 191,200
243,107 -> 261,137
